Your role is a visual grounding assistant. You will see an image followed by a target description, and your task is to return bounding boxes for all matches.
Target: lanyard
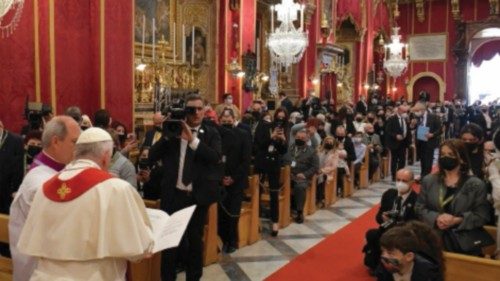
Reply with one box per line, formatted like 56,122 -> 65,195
0,130 -> 8,150
439,186 -> 455,210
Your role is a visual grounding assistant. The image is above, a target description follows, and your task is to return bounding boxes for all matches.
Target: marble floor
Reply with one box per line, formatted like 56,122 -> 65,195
176,171 -> 416,281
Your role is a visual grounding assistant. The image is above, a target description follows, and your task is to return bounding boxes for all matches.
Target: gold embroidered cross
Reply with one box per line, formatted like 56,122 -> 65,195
57,183 -> 71,199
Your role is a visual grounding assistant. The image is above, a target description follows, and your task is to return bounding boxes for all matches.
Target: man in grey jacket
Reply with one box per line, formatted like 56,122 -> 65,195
288,129 -> 319,223
362,123 -> 382,180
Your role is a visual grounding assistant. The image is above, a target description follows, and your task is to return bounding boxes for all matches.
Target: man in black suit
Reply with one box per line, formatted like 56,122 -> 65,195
334,125 -> 356,163
0,119 -> 24,214
278,91 -> 294,115
412,102 -> 442,178
356,95 -> 368,116
385,105 -> 411,181
217,109 -> 251,253
142,111 -> 164,148
149,94 -> 222,281
363,168 -> 418,272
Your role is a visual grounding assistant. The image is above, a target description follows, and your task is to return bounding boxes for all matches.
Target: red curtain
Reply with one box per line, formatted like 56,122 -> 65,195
337,0 -> 361,29
472,39 -> 500,67
413,76 -> 439,102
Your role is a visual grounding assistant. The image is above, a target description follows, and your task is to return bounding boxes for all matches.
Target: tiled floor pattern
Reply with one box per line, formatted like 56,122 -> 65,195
176,175 -> 404,281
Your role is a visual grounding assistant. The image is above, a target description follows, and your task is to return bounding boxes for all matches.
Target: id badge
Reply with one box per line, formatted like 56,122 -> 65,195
291,161 -> 297,168
222,155 -> 227,163
268,145 -> 275,152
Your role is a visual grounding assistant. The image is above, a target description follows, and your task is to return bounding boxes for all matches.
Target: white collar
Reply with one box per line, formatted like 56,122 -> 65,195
65,159 -> 101,171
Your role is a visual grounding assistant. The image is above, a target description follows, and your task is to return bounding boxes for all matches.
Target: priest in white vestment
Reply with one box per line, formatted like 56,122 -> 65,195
9,116 -> 81,281
17,127 -> 154,281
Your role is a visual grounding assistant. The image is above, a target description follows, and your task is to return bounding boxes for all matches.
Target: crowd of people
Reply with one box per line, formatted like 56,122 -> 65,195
0,90 -> 499,280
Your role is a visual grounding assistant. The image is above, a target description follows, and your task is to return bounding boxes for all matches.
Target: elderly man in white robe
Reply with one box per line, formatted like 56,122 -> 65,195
9,116 -> 80,281
17,127 -> 154,281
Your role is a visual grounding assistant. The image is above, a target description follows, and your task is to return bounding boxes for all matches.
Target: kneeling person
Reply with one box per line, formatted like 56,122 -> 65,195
17,128 -> 154,280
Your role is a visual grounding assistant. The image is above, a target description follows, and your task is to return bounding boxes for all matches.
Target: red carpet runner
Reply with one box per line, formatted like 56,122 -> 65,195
266,205 -> 379,281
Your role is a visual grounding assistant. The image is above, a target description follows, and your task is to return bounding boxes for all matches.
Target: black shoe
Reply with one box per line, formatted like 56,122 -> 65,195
225,245 -> 237,254
271,230 -> 279,237
295,213 -> 304,224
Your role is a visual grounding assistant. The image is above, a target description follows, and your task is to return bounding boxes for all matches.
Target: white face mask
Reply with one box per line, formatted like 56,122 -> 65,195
353,137 -> 362,143
400,113 -> 408,119
396,181 -> 410,194
225,98 -> 233,105
414,111 -> 423,117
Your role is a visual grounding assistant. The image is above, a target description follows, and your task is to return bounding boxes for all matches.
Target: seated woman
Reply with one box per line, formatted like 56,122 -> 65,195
317,137 -> 339,207
416,139 -> 490,256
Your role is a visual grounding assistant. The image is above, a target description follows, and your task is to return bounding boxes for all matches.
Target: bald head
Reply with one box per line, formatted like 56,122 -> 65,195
42,116 -> 81,164
364,123 -> 374,133
153,112 -> 164,127
396,168 -> 414,183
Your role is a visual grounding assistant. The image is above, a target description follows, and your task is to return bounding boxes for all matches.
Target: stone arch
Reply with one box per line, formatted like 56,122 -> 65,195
406,72 -> 446,102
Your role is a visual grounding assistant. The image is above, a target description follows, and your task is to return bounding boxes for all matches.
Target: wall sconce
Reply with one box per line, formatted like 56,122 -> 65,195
311,76 -> 320,85
226,58 -> 245,78
320,12 -> 331,40
337,82 -> 343,87
363,83 -> 370,90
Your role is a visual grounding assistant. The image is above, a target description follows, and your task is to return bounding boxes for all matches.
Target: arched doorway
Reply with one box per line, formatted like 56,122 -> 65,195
468,28 -> 500,103
406,72 -> 445,102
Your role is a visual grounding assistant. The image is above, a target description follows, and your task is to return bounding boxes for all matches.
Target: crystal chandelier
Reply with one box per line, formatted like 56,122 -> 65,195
0,0 -> 24,38
383,27 -> 409,78
267,0 -> 308,68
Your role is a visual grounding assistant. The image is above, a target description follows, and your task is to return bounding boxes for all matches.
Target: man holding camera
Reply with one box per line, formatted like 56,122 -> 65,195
149,94 -> 222,281
363,168 -> 418,273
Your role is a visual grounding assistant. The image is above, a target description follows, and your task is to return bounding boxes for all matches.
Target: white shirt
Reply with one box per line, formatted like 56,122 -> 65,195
176,126 -> 201,191
483,112 -> 492,129
398,114 -> 407,137
9,164 -> 58,281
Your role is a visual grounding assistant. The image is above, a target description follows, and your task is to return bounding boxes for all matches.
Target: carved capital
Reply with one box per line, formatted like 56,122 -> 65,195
415,0 -> 425,23
451,0 -> 461,20
305,2 -> 317,25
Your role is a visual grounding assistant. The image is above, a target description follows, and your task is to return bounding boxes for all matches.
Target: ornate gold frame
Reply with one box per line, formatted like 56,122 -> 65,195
406,71 -> 445,102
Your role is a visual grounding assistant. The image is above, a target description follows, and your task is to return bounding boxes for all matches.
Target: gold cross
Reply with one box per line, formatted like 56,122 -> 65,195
57,183 -> 71,199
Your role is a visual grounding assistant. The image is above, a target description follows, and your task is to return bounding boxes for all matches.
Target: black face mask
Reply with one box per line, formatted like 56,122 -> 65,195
355,118 -> 363,122
295,139 -> 306,146
367,131 -> 374,136
324,143 -> 334,150
252,111 -> 261,120
81,126 -> 89,131
439,156 -> 459,171
465,142 -> 477,153
155,126 -> 162,132
221,124 -> 233,130
26,145 -> 42,159
336,136 -> 345,142
367,117 -> 375,123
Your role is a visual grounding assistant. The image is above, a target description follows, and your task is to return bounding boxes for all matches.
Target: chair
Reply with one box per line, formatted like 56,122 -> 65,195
324,170 -> 338,206
303,175 -> 318,216
261,166 -> 291,229
0,214 -> 12,281
358,149 -> 370,189
238,175 -> 260,248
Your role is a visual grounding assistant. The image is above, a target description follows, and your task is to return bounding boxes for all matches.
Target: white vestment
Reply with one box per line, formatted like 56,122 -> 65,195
9,164 -> 59,281
17,159 -> 154,281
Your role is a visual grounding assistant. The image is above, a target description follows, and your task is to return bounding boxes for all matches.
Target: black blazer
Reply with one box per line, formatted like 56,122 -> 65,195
376,188 -> 418,225
253,121 -> 288,173
330,118 -> 356,137
0,131 -> 24,214
149,124 -> 222,211
219,126 -> 251,192
280,97 -> 294,115
142,128 -> 159,148
417,113 -> 442,149
385,114 -> 411,150
339,136 -> 356,163
356,100 -> 368,115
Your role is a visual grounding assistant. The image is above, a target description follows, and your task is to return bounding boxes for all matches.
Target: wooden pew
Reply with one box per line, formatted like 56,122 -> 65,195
0,214 -> 12,281
372,155 -> 381,183
203,203 -> 219,266
238,175 -> 260,248
381,155 -> 390,179
342,163 -> 355,198
358,149 -> 370,189
303,175 -> 317,216
324,170 -> 338,207
443,225 -> 499,281
261,166 -> 291,229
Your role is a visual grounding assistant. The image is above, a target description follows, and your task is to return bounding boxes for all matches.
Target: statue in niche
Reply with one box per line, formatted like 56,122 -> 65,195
242,49 -> 257,92
186,28 -> 206,69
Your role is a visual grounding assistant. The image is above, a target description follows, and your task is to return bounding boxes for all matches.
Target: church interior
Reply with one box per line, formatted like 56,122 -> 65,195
1,0 -> 500,281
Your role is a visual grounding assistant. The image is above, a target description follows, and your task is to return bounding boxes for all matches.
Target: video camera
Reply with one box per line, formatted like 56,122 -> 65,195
380,209 -> 403,230
161,99 -> 197,138
24,102 -> 52,131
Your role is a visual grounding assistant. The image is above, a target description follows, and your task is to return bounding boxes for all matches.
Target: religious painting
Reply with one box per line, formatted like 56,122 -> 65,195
134,0 -> 174,55
409,34 -> 448,61
323,0 -> 333,27
185,27 -> 207,68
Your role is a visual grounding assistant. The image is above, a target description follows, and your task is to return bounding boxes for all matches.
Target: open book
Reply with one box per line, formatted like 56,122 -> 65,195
146,205 -> 196,253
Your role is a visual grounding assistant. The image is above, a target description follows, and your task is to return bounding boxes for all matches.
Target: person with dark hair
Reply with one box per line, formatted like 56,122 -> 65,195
488,129 -> 500,256
356,95 -> 369,116
459,123 -> 485,179
416,139 -> 490,255
376,223 -> 443,281
136,147 -> 162,200
23,131 -> 43,169
254,108 -> 288,236
217,108 -> 251,253
149,93 -> 222,281
278,91 -> 294,115
385,105 -> 411,181
93,109 -> 111,129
